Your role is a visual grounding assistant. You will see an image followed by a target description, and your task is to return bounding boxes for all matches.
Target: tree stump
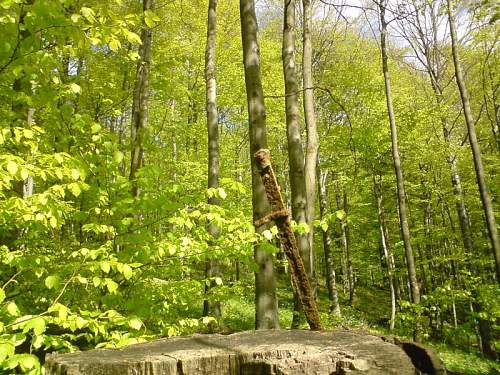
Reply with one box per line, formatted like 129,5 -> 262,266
45,329 -> 444,374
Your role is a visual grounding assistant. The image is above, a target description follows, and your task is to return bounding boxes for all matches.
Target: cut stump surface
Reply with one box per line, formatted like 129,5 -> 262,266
45,329 -> 440,374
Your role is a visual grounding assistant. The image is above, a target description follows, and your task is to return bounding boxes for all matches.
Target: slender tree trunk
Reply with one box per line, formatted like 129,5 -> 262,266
335,176 -> 354,305
254,149 -> 321,330
379,0 -> 420,307
129,0 -> 153,197
318,164 -> 341,316
240,0 -> 280,329
203,0 -> 222,322
447,0 -> 500,283
374,175 -> 396,331
409,0 -> 475,264
282,0 -> 312,329
302,0 -> 319,281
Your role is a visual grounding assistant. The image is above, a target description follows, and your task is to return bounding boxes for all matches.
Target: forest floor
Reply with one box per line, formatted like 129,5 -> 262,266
220,276 -> 500,375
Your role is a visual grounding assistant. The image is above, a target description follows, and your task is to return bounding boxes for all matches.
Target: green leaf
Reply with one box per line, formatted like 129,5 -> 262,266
262,229 -> 273,241
67,182 -> 81,197
45,275 -> 60,289
217,187 -> 227,199
100,261 -> 111,274
23,317 -> 46,336
18,354 -> 37,370
0,0 -> 14,10
76,316 -> 86,329
122,264 -> 133,280
144,10 -> 159,27
0,342 -> 15,362
71,169 -> 80,180
20,168 -> 29,180
91,123 -> 101,134
49,216 -> 58,228
68,182 -> 82,197
32,335 -> 44,349
6,160 -> 17,175
105,279 -> 118,294
214,277 -> 223,286
55,169 -> 64,180
109,38 -> 121,51
124,30 -> 142,45
0,288 -> 5,303
168,244 -> 176,255
113,150 -> 124,164
23,129 -> 33,139
8,354 -> 38,370
335,210 -> 346,221
92,276 -> 101,287
128,318 -> 142,330
6,302 -> 20,316
81,7 -> 96,23
69,83 -> 81,94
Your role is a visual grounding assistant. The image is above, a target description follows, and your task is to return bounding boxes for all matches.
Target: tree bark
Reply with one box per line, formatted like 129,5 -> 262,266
374,175 -> 396,331
447,0 -> 500,284
335,176 -> 354,306
129,0 -> 153,197
282,0 -> 312,328
379,0 -> 420,307
240,0 -> 280,329
318,164 -> 341,316
254,149 -> 321,330
203,0 -> 222,322
302,0 -> 319,281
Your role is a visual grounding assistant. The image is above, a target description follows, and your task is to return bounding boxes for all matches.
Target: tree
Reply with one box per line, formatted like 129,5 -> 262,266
378,0 -> 420,309
203,0 -> 222,322
446,0 -> 500,284
240,0 -> 280,329
373,174 -> 396,331
282,0 -> 312,328
302,0 -> 319,283
317,163 -> 341,316
129,0 -> 153,197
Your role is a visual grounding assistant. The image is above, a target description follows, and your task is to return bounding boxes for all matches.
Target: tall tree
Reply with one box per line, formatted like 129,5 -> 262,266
318,163 -> 341,316
129,0 -> 153,197
401,0 -> 474,266
446,0 -> 500,283
378,0 -> 420,309
374,174 -> 396,331
282,0 -> 312,327
334,175 -> 354,305
302,0 -> 319,280
203,0 -> 222,322
240,0 -> 280,329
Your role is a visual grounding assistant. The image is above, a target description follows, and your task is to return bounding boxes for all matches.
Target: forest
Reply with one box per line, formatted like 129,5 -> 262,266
0,0 -> 499,373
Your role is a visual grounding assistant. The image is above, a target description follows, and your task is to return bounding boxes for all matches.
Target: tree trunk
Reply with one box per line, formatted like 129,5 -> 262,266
447,0 -> 500,284
318,164 -> 341,316
335,176 -> 354,306
302,0 -> 319,281
240,0 -> 280,329
379,0 -> 420,307
129,0 -> 153,197
254,149 -> 321,330
203,0 -> 222,322
282,0 -> 312,329
374,175 -> 396,331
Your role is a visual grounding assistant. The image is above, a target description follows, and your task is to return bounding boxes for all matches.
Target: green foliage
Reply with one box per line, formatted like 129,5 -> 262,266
0,0 -> 498,374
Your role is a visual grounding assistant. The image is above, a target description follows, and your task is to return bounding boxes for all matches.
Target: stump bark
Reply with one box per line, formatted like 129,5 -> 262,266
45,329 -> 444,374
